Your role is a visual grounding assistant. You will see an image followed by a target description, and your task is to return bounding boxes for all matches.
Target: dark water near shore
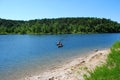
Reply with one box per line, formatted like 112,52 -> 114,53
0,33 -> 120,80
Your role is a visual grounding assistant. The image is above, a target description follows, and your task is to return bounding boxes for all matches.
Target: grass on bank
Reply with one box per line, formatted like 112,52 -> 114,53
84,41 -> 120,80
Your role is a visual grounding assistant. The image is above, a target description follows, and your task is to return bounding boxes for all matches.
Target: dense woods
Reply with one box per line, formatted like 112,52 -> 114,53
0,17 -> 120,34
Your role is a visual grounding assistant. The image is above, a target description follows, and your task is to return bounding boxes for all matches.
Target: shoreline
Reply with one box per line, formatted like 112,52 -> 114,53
19,49 -> 110,80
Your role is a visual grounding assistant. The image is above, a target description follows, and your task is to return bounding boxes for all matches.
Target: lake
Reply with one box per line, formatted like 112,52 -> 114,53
0,33 -> 120,80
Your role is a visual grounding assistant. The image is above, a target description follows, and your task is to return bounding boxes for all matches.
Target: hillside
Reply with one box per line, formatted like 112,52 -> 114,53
0,17 -> 120,34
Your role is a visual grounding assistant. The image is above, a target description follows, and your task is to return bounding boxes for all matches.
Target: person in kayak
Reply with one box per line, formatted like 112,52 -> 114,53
57,41 -> 63,47
57,41 -> 61,45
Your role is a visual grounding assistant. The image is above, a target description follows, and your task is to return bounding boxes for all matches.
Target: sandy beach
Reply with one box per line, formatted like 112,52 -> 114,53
19,49 -> 110,80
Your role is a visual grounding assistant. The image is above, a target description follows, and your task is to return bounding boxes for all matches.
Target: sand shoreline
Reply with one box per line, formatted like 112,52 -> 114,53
19,49 -> 110,80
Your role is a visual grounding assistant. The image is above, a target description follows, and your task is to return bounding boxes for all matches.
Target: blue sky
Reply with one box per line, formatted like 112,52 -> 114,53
0,0 -> 120,22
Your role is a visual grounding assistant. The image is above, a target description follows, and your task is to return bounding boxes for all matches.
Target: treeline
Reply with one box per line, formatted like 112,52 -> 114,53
0,17 -> 120,34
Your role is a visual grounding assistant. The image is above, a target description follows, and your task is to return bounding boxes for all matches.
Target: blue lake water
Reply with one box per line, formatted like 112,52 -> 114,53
0,33 -> 120,80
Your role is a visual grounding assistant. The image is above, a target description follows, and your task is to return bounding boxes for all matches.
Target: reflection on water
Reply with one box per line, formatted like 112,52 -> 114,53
0,33 -> 120,80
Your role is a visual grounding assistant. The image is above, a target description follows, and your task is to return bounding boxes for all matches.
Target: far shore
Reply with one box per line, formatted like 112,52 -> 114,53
19,49 -> 110,80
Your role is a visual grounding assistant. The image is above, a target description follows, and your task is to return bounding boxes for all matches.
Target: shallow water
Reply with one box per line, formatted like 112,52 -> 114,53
0,33 -> 120,80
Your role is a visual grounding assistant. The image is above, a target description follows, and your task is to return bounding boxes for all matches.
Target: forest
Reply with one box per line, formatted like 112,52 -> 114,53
0,17 -> 120,34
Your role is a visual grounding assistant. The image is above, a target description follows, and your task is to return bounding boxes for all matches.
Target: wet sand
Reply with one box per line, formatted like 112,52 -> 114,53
19,49 -> 110,80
